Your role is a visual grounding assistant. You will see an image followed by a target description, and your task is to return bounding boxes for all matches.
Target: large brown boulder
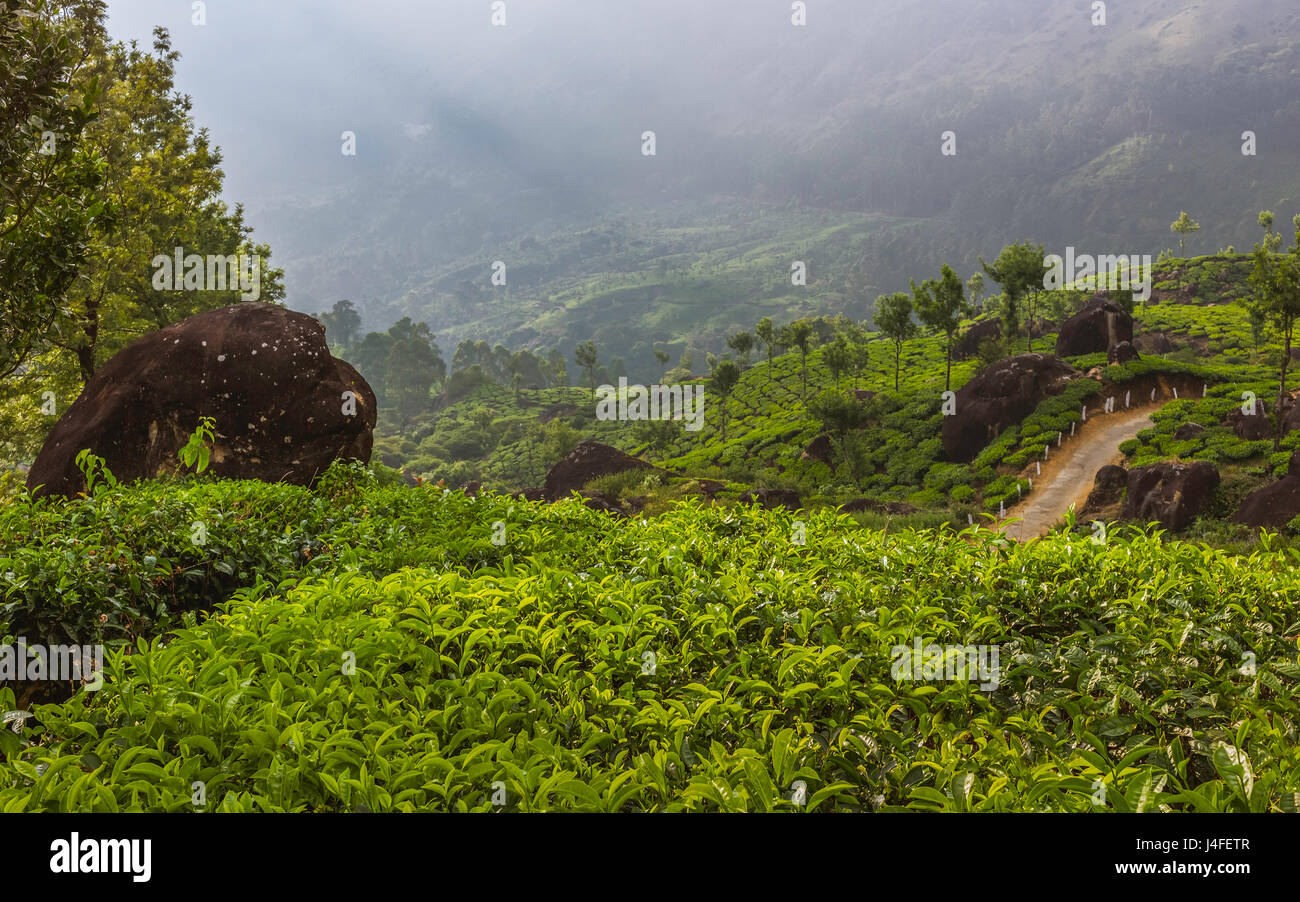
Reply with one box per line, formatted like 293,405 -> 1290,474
1223,400 -> 1272,441
1139,331 -> 1175,354
543,440 -> 657,500
1232,451 -> 1300,530
1086,464 -> 1128,509
1056,297 -> 1133,358
953,318 -> 1003,361
801,434 -> 834,465
28,304 -> 376,498
1107,341 -> 1140,365
1121,461 -> 1219,532
941,354 -> 1079,463
1280,392 -> 1300,435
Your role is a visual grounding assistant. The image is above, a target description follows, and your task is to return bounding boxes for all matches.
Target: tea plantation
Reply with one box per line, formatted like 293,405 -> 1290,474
2,470 -> 1298,811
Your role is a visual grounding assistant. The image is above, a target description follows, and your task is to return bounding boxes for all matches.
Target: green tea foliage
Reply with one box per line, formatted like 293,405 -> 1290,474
178,417 -> 218,475
2,482 -> 1297,812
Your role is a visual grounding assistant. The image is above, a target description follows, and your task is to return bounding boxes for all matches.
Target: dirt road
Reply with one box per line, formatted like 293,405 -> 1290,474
999,407 -> 1155,541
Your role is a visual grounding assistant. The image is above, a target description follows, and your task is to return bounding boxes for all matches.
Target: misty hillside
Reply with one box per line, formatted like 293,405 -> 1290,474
165,0 -> 1297,369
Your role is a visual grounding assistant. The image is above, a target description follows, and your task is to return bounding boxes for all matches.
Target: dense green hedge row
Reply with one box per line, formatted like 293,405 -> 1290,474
0,464 -> 599,651
2,482 -> 1297,811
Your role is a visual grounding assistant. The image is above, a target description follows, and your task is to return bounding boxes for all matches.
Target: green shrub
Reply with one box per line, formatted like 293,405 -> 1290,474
6,503 -> 1297,812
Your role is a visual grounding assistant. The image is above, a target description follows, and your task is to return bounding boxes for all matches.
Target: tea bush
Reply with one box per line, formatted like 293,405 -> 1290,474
5,492 -> 1297,812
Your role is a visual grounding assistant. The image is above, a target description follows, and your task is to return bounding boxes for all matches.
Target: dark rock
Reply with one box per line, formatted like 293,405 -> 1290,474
1223,400 -> 1272,441
1232,451 -> 1300,529
1141,332 -> 1175,354
849,389 -> 876,402
952,318 -> 1003,361
1121,461 -> 1220,531
739,488 -> 802,511
695,479 -> 726,499
580,490 -> 625,517
27,304 -> 376,498
801,433 -> 834,465
941,354 -> 1080,463
1172,422 -> 1205,441
1107,341 -> 1140,365
460,481 -> 481,498
1086,464 -> 1128,509
1281,393 -> 1300,435
543,440 -> 657,501
513,488 -> 547,502
1056,297 -> 1134,358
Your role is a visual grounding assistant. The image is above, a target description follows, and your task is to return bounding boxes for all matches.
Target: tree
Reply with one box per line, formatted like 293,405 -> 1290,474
823,335 -> 852,388
546,347 -> 568,387
451,339 -> 477,374
755,317 -> 777,384
320,299 -> 361,350
47,26 -> 284,384
782,320 -> 814,400
0,0 -> 108,380
848,333 -> 872,389
966,272 -> 985,312
727,331 -> 754,367
1258,211 -> 1282,252
1170,211 -> 1200,256
981,241 -> 1046,349
507,351 -> 526,402
575,340 -> 599,397
1248,224 -> 1300,452
384,318 -> 445,427
807,389 -> 870,482
543,418 -> 580,465
874,291 -> 916,391
653,348 -> 670,376
1244,212 -> 1278,359
710,359 -> 741,441
912,264 -> 970,392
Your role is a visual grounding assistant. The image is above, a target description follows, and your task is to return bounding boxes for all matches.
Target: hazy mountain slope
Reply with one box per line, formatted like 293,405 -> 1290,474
244,0 -> 1300,370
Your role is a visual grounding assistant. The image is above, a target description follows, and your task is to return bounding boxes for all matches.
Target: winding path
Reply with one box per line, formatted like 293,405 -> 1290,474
999,407 -> 1156,541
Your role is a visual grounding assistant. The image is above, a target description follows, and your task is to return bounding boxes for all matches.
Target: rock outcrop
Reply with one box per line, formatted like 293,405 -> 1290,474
543,440 -> 658,500
1223,400 -> 1272,441
953,318 -> 1003,361
28,304 -> 376,498
941,354 -> 1079,463
1232,450 -> 1300,530
1121,461 -> 1219,532
1087,464 -> 1129,509
1056,297 -> 1133,358
1107,341 -> 1140,365
801,434 -> 834,465
1139,332 -> 1175,355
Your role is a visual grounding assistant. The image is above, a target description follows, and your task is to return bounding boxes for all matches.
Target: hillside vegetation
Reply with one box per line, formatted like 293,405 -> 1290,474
366,253 -> 1299,545
2,473 -> 1297,811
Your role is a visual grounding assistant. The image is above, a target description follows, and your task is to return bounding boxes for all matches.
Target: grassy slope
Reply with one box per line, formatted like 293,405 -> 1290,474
396,255 -> 1300,538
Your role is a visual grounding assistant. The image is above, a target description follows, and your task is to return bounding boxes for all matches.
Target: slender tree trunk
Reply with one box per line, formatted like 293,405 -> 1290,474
1026,292 -> 1035,354
1278,322 -> 1293,452
894,344 -> 902,391
75,286 -> 104,383
945,338 -> 952,392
